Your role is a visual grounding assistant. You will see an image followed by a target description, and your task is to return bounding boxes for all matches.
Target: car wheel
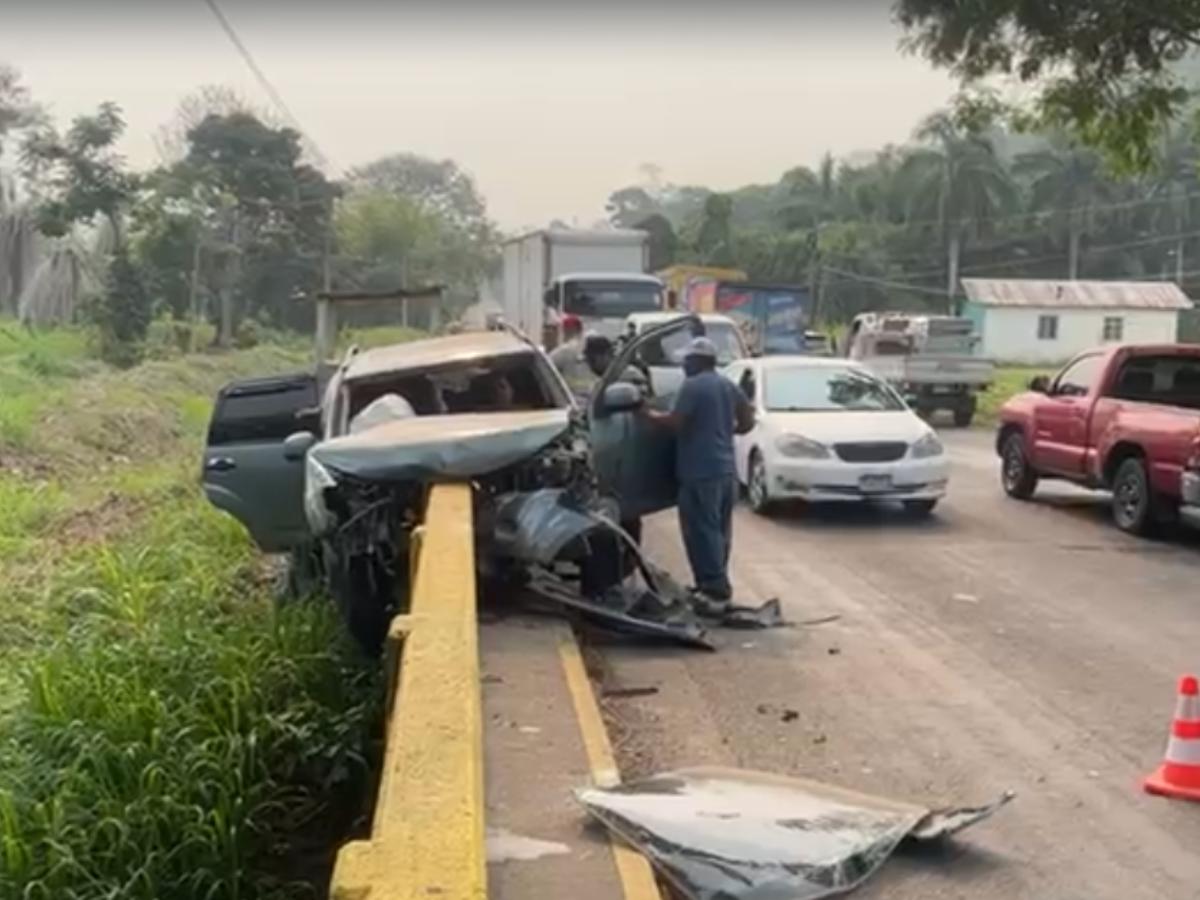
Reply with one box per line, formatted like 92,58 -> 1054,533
1112,457 -> 1155,536
1001,432 -> 1038,500
747,451 -> 774,515
903,499 -> 939,517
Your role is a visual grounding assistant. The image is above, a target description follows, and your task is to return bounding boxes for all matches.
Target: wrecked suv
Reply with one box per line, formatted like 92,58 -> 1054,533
203,321 -> 694,652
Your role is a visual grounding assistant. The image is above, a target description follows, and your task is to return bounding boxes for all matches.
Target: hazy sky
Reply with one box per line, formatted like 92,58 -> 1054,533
1,1 -> 956,231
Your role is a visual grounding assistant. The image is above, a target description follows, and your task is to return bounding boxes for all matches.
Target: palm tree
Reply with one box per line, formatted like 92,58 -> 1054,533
900,113 -> 1017,310
1149,126 -> 1199,284
1016,139 -> 1115,280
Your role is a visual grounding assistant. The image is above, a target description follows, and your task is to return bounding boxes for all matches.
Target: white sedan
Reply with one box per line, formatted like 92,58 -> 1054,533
724,357 -> 949,516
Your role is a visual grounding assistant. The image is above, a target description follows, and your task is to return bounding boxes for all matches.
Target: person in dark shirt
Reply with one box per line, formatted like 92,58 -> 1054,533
641,337 -> 754,609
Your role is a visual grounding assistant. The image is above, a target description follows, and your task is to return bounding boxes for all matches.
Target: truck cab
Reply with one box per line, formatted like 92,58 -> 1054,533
544,272 -> 664,344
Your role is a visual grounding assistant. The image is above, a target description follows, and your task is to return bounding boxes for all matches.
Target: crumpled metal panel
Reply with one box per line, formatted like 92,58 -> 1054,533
578,767 -> 1013,900
492,489 -> 618,565
309,410 -> 570,482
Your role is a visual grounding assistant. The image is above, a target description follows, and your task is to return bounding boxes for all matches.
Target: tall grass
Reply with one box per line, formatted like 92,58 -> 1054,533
0,324 -> 382,899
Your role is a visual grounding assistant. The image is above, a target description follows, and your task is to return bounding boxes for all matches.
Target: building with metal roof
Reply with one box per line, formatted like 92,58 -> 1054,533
961,278 -> 1193,364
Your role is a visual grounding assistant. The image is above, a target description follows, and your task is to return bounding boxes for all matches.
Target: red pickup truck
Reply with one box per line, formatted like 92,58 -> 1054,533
996,344 -> 1200,535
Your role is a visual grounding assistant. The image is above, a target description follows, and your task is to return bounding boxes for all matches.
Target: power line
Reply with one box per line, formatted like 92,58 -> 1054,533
822,266 -> 957,297
200,0 -> 335,173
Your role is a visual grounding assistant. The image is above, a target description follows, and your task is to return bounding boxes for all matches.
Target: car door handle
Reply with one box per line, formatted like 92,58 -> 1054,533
205,457 -> 237,473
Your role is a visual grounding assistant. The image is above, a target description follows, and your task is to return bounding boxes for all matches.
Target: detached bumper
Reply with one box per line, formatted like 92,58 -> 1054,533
766,456 -> 950,503
1182,471 -> 1200,529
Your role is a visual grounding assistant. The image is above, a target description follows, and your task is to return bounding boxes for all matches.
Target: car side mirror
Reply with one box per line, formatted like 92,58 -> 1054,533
1028,375 -> 1050,394
600,382 -> 643,414
283,430 -> 318,461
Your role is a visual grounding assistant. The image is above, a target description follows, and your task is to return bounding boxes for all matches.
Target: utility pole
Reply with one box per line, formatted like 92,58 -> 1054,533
315,196 -> 335,363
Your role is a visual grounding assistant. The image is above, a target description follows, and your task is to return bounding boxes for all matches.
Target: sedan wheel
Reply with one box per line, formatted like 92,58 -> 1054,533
747,452 -> 773,515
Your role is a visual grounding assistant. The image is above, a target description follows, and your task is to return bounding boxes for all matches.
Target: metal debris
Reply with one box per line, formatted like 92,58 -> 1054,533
577,767 -> 1014,900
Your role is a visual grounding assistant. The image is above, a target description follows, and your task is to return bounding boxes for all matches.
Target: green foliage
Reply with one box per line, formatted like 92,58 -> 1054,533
90,248 -> 153,367
23,102 -> 136,239
894,0 -> 1200,174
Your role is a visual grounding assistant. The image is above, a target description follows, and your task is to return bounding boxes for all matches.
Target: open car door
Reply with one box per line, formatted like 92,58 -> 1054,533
203,372 -> 320,552
589,315 -> 701,520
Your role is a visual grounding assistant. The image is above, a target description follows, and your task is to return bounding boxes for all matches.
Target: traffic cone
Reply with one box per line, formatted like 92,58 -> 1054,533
1144,675 -> 1200,803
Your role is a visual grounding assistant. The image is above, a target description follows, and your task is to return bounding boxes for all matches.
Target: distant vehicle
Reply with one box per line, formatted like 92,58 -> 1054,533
623,312 -> 750,396
501,228 -> 664,346
844,312 -> 994,426
803,330 -> 836,356
723,356 -> 949,516
996,343 -> 1200,536
679,278 -> 815,356
655,264 -> 748,310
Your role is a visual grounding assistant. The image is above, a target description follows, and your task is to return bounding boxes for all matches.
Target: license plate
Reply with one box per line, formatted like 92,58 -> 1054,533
859,474 -> 893,493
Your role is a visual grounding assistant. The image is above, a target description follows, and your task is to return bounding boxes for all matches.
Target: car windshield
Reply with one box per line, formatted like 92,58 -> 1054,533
654,322 -> 744,366
764,366 -> 904,412
562,280 -> 662,318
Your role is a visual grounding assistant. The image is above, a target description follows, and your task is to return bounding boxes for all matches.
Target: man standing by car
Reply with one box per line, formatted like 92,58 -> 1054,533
548,315 -> 588,394
641,337 -> 754,611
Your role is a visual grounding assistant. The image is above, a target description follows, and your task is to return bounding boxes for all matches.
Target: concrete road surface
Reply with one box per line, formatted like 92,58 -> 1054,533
595,429 -> 1200,900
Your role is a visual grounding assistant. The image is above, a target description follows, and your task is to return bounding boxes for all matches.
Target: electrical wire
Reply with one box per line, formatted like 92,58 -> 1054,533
200,0 -> 336,173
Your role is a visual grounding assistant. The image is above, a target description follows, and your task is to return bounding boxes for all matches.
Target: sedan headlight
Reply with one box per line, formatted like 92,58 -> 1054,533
911,431 -> 944,459
775,434 -> 831,459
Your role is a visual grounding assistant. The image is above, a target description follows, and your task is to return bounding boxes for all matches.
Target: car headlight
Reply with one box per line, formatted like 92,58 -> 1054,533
911,431 -> 944,459
775,434 -> 830,459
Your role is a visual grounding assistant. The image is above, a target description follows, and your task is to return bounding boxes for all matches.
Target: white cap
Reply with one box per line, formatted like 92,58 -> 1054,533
684,336 -> 718,359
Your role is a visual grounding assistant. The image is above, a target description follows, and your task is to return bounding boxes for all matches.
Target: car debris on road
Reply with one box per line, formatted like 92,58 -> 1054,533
578,767 -> 1015,900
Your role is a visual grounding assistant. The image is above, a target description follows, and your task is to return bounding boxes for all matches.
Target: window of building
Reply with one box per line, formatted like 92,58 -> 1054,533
1037,315 -> 1059,340
1102,316 -> 1124,342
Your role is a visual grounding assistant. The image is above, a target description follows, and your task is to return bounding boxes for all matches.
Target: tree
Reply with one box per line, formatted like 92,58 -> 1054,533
606,186 -> 659,227
634,213 -> 678,270
900,113 -> 1017,308
695,194 -> 736,266
1016,140 -> 1115,279
23,102 -> 136,242
153,84 -> 275,164
91,245 -> 151,366
0,64 -> 42,162
348,153 -> 491,237
894,0 -> 1200,173
1149,125 -> 1200,283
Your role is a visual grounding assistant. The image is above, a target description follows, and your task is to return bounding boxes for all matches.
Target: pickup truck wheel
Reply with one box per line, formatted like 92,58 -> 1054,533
747,451 -> 774,515
1112,457 -> 1155,536
1001,433 -> 1038,500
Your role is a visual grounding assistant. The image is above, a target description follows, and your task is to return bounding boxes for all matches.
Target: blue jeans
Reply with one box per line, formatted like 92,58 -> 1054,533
678,476 -> 737,600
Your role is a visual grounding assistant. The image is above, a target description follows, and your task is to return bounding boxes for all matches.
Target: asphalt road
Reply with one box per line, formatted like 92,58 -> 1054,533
595,428 -> 1200,900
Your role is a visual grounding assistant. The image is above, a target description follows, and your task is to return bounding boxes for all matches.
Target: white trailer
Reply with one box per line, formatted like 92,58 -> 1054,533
501,228 -> 661,344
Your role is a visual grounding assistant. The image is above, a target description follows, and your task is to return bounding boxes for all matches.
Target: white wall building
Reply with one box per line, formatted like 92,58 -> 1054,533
961,278 -> 1192,364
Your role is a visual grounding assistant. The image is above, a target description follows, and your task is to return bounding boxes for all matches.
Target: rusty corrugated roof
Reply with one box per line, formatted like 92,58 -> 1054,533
961,278 -> 1192,310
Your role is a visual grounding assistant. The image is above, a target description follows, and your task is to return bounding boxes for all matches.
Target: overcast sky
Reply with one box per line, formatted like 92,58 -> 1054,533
1,1 -> 956,230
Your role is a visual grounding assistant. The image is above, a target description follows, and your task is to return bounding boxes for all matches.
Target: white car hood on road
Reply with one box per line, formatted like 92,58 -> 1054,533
762,410 -> 929,444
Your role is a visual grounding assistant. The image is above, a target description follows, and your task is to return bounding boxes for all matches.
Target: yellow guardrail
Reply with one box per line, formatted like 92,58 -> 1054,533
330,483 -> 487,900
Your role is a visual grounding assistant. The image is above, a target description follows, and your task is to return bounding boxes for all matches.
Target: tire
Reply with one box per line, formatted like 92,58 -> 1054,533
903,499 -> 938,517
747,451 -> 774,515
1111,456 -> 1155,536
1000,432 -> 1038,500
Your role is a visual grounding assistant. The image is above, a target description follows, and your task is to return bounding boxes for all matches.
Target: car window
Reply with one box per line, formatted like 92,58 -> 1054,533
1108,355 -> 1200,409
652,322 -> 744,365
763,366 -> 904,412
208,379 -> 317,446
1053,355 -> 1103,397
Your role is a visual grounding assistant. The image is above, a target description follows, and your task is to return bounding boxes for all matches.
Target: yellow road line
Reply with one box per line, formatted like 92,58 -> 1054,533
331,483 -> 486,900
559,634 -> 663,900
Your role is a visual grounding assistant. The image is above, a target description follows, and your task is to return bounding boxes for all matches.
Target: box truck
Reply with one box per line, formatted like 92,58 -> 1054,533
501,228 -> 664,345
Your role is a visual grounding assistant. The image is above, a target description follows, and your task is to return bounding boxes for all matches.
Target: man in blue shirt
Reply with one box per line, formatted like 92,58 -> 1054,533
642,337 -> 755,610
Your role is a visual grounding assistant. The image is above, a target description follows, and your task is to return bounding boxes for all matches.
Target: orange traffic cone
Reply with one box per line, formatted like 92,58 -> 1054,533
1144,675 -> 1200,802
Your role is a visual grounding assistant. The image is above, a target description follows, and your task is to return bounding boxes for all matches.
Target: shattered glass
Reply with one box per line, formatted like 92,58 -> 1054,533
578,767 -> 1013,900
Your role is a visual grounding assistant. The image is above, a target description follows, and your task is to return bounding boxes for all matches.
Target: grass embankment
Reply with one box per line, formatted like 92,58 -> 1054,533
0,323 -> 382,900
975,365 -> 1054,427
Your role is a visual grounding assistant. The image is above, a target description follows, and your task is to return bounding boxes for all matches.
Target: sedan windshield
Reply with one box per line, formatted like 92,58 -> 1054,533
657,323 -> 744,365
764,366 -> 904,412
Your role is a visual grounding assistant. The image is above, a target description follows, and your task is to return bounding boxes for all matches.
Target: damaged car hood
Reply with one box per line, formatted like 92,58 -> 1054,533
311,409 -> 571,481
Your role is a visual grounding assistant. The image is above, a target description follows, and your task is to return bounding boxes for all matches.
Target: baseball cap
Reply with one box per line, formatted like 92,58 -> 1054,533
561,313 -> 582,331
684,336 -> 718,359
